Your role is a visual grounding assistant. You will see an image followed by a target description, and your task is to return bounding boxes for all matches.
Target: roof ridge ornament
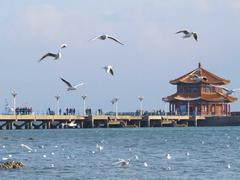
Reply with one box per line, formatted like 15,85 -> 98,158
198,62 -> 202,68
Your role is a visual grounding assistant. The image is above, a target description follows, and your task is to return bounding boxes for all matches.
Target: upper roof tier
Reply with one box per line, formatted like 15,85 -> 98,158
170,63 -> 230,85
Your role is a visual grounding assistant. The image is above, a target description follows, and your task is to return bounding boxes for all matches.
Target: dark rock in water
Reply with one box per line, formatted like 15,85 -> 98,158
28,137 -> 34,140
0,160 -> 24,169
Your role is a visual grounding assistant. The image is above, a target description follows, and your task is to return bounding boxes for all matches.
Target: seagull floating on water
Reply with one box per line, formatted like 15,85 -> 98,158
96,143 -> 104,152
20,144 -> 33,151
190,74 -> 207,82
91,34 -> 124,45
115,158 -> 130,167
103,65 -> 114,76
166,153 -> 172,160
60,77 -> 84,91
176,30 -> 198,41
39,44 -> 67,62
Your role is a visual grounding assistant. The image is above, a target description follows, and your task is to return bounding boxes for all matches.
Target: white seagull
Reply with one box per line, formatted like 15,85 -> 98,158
39,44 -> 67,62
20,144 -> 33,151
91,34 -> 124,45
190,74 -> 207,82
176,30 -> 198,41
115,158 -> 130,167
166,153 -> 172,160
209,85 -> 240,95
67,121 -> 77,128
103,65 -> 114,76
96,143 -> 104,152
60,77 -> 84,91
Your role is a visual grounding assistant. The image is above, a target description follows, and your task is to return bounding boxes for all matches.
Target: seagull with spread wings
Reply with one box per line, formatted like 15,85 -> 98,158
209,85 -> 240,95
103,65 -> 114,76
176,30 -> 198,41
39,44 -> 67,62
91,34 -> 124,45
60,77 -> 84,91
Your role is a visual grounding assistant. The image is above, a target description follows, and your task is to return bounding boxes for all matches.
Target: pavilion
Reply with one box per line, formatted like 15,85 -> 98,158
163,63 -> 237,116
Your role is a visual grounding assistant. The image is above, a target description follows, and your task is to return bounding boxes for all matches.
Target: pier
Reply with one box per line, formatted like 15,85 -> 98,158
0,114 -> 207,130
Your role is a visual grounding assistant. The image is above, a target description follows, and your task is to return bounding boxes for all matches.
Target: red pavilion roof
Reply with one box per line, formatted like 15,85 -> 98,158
170,63 -> 230,85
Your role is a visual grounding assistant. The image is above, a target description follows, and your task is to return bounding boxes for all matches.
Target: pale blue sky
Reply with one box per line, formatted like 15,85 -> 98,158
1,0 -> 240,113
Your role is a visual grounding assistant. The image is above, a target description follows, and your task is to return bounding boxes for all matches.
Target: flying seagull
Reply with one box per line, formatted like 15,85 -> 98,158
39,44 -> 67,62
103,65 -> 114,76
176,30 -> 198,41
209,85 -> 240,95
190,74 -> 207,82
60,77 -> 84,91
91,34 -> 124,45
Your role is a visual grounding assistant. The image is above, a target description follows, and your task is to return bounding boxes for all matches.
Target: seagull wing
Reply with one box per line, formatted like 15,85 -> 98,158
39,53 -> 57,62
176,30 -> 189,34
90,35 -> 101,41
107,36 -> 124,45
193,33 -> 198,41
74,83 -> 84,88
232,88 -> 240,92
60,78 -> 73,88
222,87 -> 230,92
109,68 -> 114,76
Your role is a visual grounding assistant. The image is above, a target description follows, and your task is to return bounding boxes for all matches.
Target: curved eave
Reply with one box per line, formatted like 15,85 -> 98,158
163,93 -> 237,103
170,79 -> 229,85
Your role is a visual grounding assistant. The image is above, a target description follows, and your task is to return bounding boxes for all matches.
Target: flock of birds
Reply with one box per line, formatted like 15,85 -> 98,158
89,139 -> 177,168
37,31 -> 198,92
1,139 -> 176,170
1,130 -> 237,175
38,34 -> 120,91
37,31 -> 239,96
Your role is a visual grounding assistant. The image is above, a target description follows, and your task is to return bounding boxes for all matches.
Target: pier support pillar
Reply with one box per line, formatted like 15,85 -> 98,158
194,116 -> 198,127
91,118 -> 94,128
29,121 -> 32,129
194,107 -> 198,127
42,122 -> 46,129
47,121 -> 51,129
6,122 -> 13,130
147,117 -> 150,127
24,122 -> 29,129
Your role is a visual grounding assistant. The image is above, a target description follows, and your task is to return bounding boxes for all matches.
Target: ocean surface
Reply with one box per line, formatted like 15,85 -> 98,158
0,127 -> 240,180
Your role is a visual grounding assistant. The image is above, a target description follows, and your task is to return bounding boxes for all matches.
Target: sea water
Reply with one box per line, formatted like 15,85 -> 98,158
0,127 -> 240,180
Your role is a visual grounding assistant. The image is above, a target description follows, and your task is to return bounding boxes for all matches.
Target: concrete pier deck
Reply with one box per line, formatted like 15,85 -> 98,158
0,114 -> 208,130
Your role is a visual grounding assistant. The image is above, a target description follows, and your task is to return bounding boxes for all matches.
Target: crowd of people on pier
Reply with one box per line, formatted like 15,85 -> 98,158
9,106 -> 167,116
46,108 -> 77,115
15,107 -> 33,115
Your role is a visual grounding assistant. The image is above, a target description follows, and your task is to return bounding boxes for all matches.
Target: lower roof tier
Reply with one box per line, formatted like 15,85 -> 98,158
163,92 -> 237,103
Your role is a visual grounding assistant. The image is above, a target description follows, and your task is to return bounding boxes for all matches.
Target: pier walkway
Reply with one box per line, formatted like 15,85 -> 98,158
0,114 -> 206,130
